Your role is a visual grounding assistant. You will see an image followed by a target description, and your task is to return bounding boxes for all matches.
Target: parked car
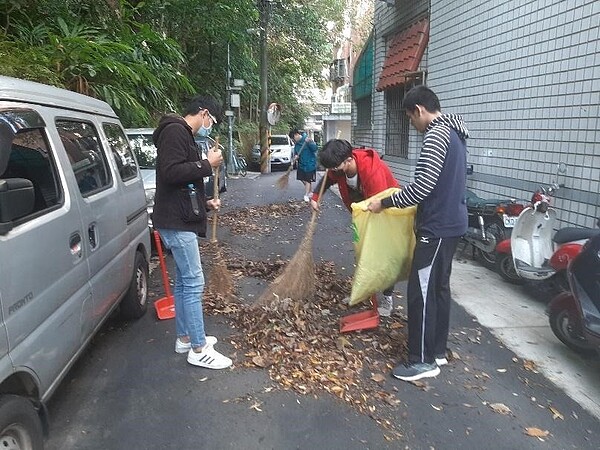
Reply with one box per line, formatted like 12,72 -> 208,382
0,75 -> 150,447
250,134 -> 295,171
125,128 -> 226,234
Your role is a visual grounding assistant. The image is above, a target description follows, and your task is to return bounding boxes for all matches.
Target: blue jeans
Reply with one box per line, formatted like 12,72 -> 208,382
157,229 -> 207,348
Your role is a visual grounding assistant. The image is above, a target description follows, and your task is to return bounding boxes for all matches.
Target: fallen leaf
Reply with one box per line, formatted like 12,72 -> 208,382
524,427 -> 549,438
410,380 -> 431,391
549,406 -> 564,420
252,355 -> 271,368
489,403 -> 511,415
384,394 -> 401,406
249,401 -> 263,412
496,368 -> 507,373
523,359 -> 539,373
336,336 -> 352,350
371,373 -> 386,383
199,377 -> 208,382
431,404 -> 443,411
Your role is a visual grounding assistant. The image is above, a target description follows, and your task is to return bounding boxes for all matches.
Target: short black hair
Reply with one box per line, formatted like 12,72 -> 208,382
290,129 -> 302,138
319,139 -> 352,168
402,85 -> 441,114
183,95 -> 222,123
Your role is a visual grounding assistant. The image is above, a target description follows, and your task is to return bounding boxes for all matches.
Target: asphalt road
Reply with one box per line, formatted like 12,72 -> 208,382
45,171 -> 599,449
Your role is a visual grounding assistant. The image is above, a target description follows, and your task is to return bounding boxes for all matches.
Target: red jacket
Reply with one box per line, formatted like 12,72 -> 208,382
312,149 -> 399,211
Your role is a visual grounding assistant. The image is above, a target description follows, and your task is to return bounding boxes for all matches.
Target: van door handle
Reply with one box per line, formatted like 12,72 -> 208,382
69,233 -> 83,258
88,223 -> 98,249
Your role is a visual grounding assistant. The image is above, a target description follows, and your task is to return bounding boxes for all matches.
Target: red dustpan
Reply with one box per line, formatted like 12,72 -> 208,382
339,295 -> 380,333
153,231 -> 175,320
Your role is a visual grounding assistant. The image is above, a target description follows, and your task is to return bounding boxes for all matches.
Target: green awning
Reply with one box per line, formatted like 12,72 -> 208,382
352,35 -> 373,101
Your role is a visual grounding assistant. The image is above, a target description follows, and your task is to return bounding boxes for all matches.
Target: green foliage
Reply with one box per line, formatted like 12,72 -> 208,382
0,0 -> 356,129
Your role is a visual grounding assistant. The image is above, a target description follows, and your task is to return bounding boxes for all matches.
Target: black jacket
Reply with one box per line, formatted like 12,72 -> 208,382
152,115 -> 213,236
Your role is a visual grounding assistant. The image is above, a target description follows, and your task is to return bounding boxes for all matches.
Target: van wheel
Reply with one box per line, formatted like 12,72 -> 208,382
120,251 -> 149,320
0,395 -> 44,450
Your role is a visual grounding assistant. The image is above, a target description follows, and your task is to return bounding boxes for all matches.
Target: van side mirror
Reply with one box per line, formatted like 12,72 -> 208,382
467,164 -> 474,175
0,178 -> 35,235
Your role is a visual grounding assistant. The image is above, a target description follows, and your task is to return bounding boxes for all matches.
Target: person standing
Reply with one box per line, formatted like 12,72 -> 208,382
292,129 -> 318,202
367,85 -> 469,382
153,95 -> 232,370
309,139 -> 400,316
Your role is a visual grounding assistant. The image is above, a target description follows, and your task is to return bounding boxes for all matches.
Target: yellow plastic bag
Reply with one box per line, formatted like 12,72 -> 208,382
349,188 -> 416,306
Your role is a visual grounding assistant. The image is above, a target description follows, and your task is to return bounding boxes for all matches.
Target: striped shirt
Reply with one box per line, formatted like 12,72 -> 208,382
382,113 -> 470,237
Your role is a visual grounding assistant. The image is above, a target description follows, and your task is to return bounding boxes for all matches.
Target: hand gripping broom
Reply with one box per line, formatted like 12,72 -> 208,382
257,170 -> 329,306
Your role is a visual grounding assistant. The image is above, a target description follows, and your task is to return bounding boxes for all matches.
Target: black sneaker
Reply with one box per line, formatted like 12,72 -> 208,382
392,361 -> 440,381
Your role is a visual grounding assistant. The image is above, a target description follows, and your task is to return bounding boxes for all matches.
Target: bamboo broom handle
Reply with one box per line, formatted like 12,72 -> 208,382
211,138 -> 221,243
308,169 -> 329,228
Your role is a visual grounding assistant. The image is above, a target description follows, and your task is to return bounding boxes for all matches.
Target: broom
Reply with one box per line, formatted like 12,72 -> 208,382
275,138 -> 308,189
257,170 -> 329,306
207,140 -> 235,301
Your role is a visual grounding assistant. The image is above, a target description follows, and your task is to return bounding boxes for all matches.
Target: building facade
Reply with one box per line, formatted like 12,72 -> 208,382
355,0 -> 599,229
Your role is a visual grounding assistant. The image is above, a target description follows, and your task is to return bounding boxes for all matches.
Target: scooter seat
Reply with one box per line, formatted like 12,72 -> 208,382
553,227 -> 600,245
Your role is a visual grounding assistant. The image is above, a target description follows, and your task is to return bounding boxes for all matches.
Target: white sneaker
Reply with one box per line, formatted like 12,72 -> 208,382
175,336 -> 217,354
187,346 -> 232,369
377,295 -> 393,317
303,194 -> 310,202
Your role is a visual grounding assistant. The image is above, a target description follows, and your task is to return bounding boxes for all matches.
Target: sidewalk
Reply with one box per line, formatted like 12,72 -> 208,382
451,257 -> 600,420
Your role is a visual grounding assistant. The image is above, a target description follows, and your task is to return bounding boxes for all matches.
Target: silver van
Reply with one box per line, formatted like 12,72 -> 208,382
0,76 -> 150,448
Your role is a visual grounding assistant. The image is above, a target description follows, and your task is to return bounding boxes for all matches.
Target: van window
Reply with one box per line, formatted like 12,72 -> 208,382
1,127 -> 62,217
56,120 -> 112,196
127,132 -> 156,169
103,123 -> 138,181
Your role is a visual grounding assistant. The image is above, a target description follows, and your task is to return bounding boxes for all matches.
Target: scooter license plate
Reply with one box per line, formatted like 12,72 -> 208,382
503,214 -> 518,228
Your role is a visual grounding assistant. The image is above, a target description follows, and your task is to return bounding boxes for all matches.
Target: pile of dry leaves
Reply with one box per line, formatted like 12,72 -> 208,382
203,251 -> 410,437
218,201 -> 306,235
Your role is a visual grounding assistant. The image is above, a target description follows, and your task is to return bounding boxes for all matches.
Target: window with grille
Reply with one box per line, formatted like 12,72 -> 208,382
385,81 -> 419,158
355,96 -> 372,129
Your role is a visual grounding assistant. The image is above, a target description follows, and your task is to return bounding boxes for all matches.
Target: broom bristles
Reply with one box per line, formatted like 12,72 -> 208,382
207,255 -> 235,302
258,170 -> 327,306
257,223 -> 317,305
275,170 -> 290,189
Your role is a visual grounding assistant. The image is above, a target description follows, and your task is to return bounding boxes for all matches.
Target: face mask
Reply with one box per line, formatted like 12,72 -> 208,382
198,124 -> 212,137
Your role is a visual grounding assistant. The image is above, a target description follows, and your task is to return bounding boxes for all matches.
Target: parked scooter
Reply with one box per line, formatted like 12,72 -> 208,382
547,232 -> 600,355
495,183 -> 600,287
462,190 -> 526,268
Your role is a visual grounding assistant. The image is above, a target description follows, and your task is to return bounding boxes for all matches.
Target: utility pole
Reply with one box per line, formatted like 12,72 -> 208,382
226,42 -> 234,175
225,42 -> 244,175
258,0 -> 271,173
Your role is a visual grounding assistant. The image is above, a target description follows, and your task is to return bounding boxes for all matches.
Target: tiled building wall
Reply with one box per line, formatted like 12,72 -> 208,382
428,0 -> 600,228
353,0 -> 428,183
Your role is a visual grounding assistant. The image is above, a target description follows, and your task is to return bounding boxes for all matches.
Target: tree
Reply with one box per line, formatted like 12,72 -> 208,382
0,0 -> 351,129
